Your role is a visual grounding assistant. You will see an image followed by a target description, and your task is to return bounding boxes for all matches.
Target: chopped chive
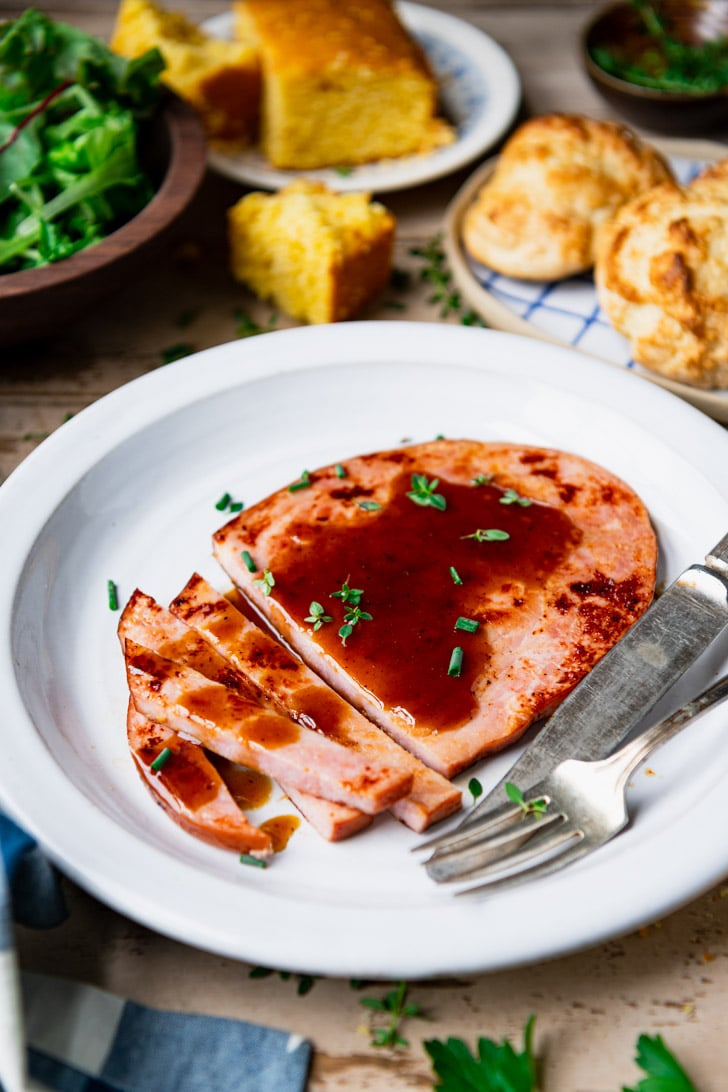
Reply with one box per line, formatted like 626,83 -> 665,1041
289,470 -> 312,492
107,579 -> 118,611
357,500 -> 381,511
448,646 -> 464,677
240,853 -> 267,869
335,463 -> 347,479
449,566 -> 463,586
454,616 -> 480,634
229,501 -> 244,513
151,746 -> 172,772
241,550 -> 257,573
215,492 -> 231,510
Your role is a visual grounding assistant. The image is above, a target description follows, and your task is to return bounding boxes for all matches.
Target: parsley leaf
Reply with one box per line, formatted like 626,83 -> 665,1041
425,1014 -> 537,1091
622,1033 -> 697,1092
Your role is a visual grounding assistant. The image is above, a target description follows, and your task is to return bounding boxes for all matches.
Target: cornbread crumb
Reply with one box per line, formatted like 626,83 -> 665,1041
111,0 -> 260,145
228,180 -> 395,324
233,0 -> 454,169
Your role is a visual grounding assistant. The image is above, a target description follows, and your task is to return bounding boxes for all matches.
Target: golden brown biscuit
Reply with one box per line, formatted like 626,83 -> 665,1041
594,174 -> 728,389
462,114 -> 673,281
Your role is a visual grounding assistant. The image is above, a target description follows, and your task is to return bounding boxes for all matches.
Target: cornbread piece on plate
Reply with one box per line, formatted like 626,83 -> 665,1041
111,0 -> 260,145
595,172 -> 728,390
233,0 -> 454,169
228,180 -> 395,324
462,113 -> 673,280
213,439 -> 657,779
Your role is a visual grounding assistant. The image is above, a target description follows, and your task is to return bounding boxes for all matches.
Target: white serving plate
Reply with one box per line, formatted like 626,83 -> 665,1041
2,323 -> 728,979
203,2 -> 521,193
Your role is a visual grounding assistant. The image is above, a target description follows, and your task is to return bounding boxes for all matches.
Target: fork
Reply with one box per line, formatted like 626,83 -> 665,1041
420,672 -> 728,894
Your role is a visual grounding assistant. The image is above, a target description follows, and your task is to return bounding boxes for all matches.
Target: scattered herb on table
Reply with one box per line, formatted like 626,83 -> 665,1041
410,235 -> 486,326
407,472 -> 447,510
0,9 -> 164,273
162,343 -> 195,365
505,781 -> 548,818
360,980 -> 423,1049
234,308 -> 278,338
249,966 -> 318,995
623,1032 -> 697,1092
424,1014 -> 537,1092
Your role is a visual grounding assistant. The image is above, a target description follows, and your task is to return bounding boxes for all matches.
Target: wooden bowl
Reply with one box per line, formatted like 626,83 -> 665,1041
0,94 -> 207,347
581,1 -> 728,134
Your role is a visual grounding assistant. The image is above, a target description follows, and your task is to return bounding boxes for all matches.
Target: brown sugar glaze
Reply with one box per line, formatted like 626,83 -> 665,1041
268,472 -> 582,734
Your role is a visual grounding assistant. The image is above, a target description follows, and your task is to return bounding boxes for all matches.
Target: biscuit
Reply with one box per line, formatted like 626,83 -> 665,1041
594,175 -> 728,389
462,114 -> 673,281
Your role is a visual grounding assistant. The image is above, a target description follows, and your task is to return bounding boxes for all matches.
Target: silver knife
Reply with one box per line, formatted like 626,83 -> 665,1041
424,532 -> 728,860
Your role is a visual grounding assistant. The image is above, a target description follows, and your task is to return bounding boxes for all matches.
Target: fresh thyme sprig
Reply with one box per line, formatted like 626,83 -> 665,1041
500,488 -> 532,508
254,568 -> 275,596
407,472 -> 447,510
305,601 -> 333,631
462,528 -> 510,543
409,234 -> 486,326
360,980 -> 424,1049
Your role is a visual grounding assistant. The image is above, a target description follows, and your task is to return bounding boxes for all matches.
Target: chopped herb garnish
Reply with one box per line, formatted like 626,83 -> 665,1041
229,501 -> 244,513
151,746 -> 172,772
234,308 -> 278,339
448,646 -> 464,677
462,528 -> 510,543
107,579 -> 119,611
305,601 -> 333,631
22,431 -> 48,441
215,492 -> 232,510
624,1033 -> 698,1092
505,781 -> 548,818
425,1014 -> 537,1091
240,853 -> 267,869
289,470 -> 312,492
472,473 -> 494,487
162,343 -> 194,365
177,307 -> 199,329
449,566 -> 464,586
254,568 -> 275,596
334,463 -> 347,479
406,473 -> 447,511
410,234 -> 486,324
330,581 -> 364,606
357,500 -> 382,511
241,549 -> 257,573
454,616 -> 480,634
500,488 -> 533,507
468,777 -> 483,801
339,605 -> 373,645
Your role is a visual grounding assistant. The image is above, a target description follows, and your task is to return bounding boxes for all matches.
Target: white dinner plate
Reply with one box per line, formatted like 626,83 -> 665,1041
202,3 -> 521,193
445,138 -> 728,423
3,323 -> 728,979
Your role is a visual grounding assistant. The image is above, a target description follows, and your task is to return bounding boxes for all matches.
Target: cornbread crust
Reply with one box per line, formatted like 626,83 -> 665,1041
110,0 -> 261,146
233,0 -> 454,169
595,176 -> 728,390
462,114 -> 673,281
228,180 -> 395,325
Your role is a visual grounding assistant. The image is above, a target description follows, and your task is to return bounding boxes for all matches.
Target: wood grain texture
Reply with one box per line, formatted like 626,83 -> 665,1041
3,4 -> 728,1090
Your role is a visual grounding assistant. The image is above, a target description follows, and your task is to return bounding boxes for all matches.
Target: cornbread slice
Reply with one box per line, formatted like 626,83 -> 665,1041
111,0 -> 260,145
228,180 -> 395,324
233,0 -> 454,168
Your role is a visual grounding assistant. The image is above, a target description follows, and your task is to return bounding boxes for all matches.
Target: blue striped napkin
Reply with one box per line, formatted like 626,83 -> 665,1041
1,814 -> 312,1092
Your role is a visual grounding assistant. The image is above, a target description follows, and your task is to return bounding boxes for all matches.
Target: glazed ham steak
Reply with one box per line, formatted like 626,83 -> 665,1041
213,439 -> 657,779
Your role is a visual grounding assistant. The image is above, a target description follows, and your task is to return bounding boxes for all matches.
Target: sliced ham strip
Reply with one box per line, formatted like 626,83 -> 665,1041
212,439 -> 657,778
169,573 -> 461,831
119,591 -> 370,840
127,701 -> 273,858
124,639 -> 413,815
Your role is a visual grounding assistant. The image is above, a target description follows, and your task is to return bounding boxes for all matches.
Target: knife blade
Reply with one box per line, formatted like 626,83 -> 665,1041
424,532 -> 728,861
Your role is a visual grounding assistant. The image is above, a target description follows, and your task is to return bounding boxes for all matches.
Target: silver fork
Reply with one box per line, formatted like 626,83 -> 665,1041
420,672 -> 728,894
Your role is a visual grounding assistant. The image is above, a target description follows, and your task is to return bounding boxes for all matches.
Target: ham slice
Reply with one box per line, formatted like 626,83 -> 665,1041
124,639 -> 413,814
169,572 -> 461,831
119,591 -> 371,841
126,701 -> 273,858
212,439 -> 657,777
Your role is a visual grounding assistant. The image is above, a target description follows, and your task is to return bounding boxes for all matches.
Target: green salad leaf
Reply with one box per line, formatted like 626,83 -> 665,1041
0,8 -> 165,272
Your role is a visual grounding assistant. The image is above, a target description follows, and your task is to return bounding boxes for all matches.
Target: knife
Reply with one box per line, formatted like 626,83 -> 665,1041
423,532 -> 728,861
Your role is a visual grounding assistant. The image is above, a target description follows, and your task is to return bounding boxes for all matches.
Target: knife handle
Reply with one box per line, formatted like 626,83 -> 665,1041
707,533 -> 728,577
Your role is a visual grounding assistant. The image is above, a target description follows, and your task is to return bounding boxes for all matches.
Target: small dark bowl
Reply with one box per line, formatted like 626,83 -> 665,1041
0,93 -> 207,348
581,1 -> 728,134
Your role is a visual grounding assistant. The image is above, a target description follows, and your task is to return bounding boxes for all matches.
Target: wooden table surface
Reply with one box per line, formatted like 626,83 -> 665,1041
2,2 -> 728,1088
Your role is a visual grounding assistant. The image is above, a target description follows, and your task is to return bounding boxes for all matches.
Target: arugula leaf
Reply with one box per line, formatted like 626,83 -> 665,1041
622,1033 -> 697,1092
424,1014 -> 537,1091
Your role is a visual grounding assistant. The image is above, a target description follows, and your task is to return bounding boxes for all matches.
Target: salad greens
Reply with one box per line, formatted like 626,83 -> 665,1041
0,8 -> 165,272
